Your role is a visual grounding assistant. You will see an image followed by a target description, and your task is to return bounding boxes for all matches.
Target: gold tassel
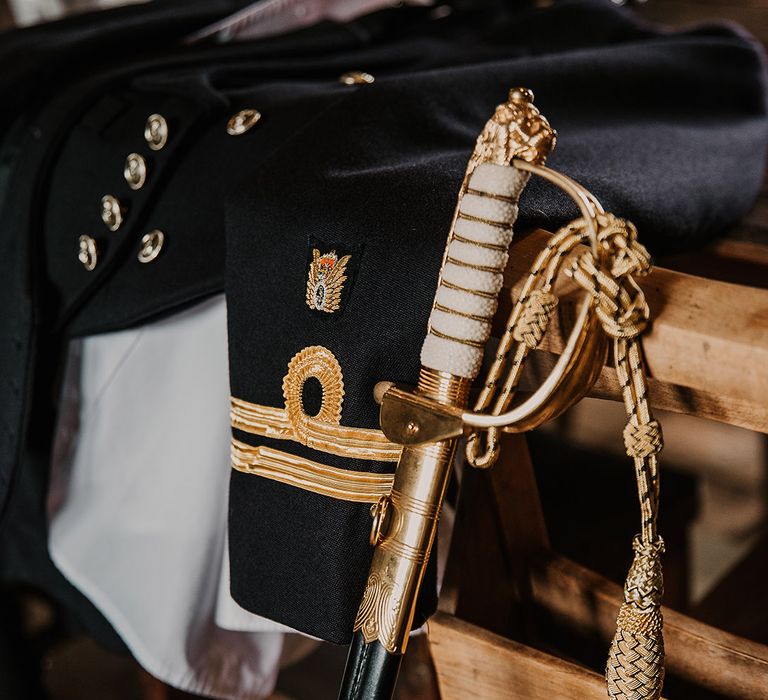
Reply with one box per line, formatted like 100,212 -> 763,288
606,536 -> 665,700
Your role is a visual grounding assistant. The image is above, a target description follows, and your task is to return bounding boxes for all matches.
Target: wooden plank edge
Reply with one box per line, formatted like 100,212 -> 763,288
528,551 -> 768,699
429,612 -> 606,700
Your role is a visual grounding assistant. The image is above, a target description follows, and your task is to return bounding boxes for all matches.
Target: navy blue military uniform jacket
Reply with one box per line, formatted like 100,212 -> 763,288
0,0 -> 766,647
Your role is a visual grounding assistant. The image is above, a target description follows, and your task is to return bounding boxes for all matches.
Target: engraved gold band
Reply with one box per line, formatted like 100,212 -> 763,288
231,440 -> 394,503
231,396 -> 402,462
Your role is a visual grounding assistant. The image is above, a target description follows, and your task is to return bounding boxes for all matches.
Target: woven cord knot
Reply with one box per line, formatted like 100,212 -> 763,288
623,420 -> 663,460
512,289 -> 558,349
567,215 -> 652,340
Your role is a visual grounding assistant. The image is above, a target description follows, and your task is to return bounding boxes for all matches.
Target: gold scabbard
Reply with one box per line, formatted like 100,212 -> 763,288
353,367 -> 470,654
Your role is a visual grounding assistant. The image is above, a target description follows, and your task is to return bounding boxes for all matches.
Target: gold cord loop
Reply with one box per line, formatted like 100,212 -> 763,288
465,427 -> 500,470
369,496 -> 391,546
567,215 -> 652,341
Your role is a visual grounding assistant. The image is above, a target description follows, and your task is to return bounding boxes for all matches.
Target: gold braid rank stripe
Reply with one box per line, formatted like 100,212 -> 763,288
231,440 -> 394,504
230,397 -> 402,462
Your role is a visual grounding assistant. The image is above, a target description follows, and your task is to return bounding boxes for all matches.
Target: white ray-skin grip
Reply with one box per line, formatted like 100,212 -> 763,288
421,163 -> 529,378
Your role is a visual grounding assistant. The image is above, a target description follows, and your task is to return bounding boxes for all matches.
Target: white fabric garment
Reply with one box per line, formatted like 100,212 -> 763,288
48,295 -> 313,700
8,0 -> 146,27
48,294 -> 457,697
186,0 -> 434,44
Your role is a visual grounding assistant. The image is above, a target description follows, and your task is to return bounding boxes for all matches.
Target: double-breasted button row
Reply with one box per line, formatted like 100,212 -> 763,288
80,113 -> 171,270
79,226 -> 166,270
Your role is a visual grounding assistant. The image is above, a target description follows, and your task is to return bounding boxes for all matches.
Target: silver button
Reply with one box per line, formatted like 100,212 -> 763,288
78,235 -> 98,271
144,113 -> 168,151
138,230 -> 164,263
124,153 -> 147,190
100,194 -> 124,231
226,109 -> 261,136
339,71 -> 374,86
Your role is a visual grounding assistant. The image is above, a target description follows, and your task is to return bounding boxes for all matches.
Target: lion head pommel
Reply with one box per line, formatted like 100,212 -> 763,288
471,87 -> 556,169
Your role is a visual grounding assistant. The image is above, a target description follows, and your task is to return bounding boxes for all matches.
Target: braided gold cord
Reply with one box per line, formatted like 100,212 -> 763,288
606,621 -> 665,700
468,213 -> 666,697
512,289 -> 558,349
565,215 -> 665,699
466,225 -> 584,467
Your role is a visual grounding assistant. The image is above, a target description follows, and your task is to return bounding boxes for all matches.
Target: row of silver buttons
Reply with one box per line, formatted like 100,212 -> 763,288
79,71 -> 374,271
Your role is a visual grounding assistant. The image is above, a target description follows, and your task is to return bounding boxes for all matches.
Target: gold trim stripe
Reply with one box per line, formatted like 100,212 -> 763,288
446,256 -> 501,274
465,187 -> 517,204
452,233 -> 508,252
441,279 -> 497,299
434,302 -> 490,323
379,538 -> 428,564
457,211 -> 511,228
230,397 -> 402,462
429,327 -> 485,349
231,440 -> 394,503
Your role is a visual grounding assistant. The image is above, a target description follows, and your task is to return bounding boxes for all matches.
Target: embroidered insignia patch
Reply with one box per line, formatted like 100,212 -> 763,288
306,248 -> 351,313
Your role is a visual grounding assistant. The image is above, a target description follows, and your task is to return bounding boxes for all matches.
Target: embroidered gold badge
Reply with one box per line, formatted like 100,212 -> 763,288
306,249 -> 351,313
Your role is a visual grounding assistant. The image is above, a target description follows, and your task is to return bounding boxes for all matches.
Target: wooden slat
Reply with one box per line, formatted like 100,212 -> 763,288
528,552 -> 768,699
637,2 -> 768,46
438,434 -> 549,636
0,1 -> 12,31
429,612 -> 606,700
520,349 -> 768,433
500,229 -> 768,433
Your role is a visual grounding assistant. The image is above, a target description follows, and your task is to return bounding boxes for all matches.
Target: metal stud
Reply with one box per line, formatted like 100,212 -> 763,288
138,229 -> 164,263
100,194 -> 124,231
78,235 -> 98,271
144,113 -> 168,151
124,153 -> 147,190
339,71 -> 375,86
226,109 -> 261,136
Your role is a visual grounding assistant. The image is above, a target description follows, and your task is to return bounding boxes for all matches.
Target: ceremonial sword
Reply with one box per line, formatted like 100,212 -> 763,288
337,87 -> 557,700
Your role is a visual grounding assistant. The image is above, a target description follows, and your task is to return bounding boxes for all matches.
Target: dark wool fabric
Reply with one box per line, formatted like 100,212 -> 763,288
0,0 -> 766,646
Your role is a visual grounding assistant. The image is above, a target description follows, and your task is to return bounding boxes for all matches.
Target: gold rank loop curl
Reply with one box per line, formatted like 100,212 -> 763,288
282,345 -> 345,446
456,162 -> 665,699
